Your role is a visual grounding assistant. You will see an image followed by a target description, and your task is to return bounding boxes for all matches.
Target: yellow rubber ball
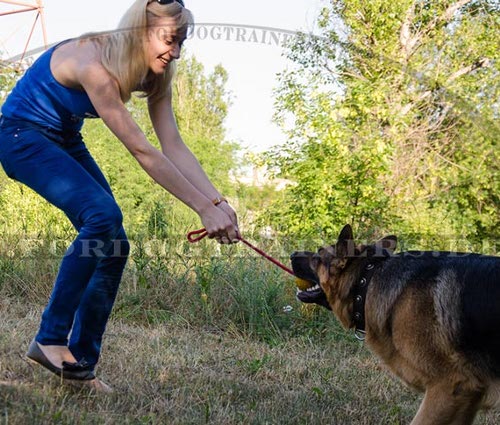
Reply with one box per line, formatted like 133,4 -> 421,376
295,277 -> 313,291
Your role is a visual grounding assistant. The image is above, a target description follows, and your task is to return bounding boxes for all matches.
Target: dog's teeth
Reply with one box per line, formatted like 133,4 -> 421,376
306,284 -> 320,292
296,284 -> 320,295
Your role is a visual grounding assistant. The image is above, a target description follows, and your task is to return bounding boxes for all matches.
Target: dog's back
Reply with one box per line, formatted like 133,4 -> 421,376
378,252 -> 500,377
457,254 -> 500,376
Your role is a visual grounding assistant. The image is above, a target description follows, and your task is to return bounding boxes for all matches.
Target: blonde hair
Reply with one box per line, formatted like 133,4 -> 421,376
85,0 -> 193,103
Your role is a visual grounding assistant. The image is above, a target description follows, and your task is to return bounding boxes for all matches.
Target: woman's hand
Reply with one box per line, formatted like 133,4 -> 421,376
200,204 -> 239,244
218,201 -> 239,232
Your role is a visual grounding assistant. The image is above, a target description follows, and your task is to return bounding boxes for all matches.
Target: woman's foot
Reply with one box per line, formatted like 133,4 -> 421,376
33,341 -> 77,368
26,340 -> 95,380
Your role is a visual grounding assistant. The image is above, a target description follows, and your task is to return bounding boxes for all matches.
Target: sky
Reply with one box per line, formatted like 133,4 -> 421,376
0,0 -> 327,152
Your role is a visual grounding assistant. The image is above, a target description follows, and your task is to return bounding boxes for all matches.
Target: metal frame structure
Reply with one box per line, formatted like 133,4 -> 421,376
0,0 -> 48,59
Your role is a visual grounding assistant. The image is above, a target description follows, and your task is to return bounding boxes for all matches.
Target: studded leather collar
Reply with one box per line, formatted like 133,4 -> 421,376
351,257 -> 388,340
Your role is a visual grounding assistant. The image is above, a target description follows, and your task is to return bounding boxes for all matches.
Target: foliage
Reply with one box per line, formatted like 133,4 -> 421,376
173,58 -> 229,143
263,0 -> 499,251
0,57 -> 30,103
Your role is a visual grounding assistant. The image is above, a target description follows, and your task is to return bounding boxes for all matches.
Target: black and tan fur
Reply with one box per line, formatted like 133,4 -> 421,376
291,224 -> 500,425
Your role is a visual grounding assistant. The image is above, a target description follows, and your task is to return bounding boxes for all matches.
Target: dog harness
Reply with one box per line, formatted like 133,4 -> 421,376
1,40 -> 99,133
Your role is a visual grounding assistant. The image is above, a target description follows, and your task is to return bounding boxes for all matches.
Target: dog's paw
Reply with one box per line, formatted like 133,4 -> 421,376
296,285 -> 331,310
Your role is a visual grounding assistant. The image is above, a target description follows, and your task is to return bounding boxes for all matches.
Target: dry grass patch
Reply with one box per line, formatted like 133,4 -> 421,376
1,298 -> 499,424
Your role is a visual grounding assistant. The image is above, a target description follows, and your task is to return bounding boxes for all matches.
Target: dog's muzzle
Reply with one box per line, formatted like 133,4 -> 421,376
290,251 -> 331,310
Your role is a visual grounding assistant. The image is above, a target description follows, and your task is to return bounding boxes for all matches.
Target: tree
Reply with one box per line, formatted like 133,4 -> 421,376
263,0 -> 499,250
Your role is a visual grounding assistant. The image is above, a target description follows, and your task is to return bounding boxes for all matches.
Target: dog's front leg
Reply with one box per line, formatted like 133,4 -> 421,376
410,381 -> 483,425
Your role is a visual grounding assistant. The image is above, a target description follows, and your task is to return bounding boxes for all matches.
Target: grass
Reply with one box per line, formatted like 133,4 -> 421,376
2,298 -> 414,425
1,237 -> 499,424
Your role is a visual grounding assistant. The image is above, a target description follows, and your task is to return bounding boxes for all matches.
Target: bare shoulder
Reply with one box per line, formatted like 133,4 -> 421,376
50,38 -> 114,91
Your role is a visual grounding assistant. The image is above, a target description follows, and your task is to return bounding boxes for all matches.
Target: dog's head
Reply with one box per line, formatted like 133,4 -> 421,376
290,224 -> 397,312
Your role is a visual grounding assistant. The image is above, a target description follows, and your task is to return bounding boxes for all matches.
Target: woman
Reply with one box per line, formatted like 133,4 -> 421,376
0,0 -> 238,392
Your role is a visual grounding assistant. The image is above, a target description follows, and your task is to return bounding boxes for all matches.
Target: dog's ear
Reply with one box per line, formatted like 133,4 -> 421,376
335,224 -> 354,259
338,224 -> 354,242
375,235 -> 397,254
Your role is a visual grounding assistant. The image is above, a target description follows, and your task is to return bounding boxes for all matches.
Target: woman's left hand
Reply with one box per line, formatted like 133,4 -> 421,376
217,201 -> 239,243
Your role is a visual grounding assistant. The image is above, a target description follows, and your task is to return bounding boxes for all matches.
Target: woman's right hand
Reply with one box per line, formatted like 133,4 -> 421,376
199,205 -> 239,244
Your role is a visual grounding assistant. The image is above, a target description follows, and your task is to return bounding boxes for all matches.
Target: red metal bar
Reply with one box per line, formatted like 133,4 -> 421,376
0,6 -> 36,16
1,0 -> 39,8
0,0 -> 48,55
20,10 -> 38,60
36,0 -> 47,49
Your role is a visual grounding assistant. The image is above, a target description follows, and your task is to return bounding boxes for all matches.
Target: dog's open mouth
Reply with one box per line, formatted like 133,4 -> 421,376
290,251 -> 331,310
294,280 -> 331,310
296,281 -> 321,292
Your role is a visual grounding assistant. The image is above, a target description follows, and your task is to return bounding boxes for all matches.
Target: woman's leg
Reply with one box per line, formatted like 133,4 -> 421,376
62,139 -> 130,367
0,124 -> 124,357
68,229 -> 129,367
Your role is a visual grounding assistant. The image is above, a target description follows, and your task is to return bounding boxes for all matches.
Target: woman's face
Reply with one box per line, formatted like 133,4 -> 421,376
146,17 -> 185,74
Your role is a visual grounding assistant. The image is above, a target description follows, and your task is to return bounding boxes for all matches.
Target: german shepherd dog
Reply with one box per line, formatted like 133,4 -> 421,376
290,225 -> 500,425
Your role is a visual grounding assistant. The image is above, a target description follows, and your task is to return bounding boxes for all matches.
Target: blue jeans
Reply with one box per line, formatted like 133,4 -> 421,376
0,116 -> 130,368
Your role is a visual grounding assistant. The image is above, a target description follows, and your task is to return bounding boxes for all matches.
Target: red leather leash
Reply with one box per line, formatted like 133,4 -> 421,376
187,228 -> 295,276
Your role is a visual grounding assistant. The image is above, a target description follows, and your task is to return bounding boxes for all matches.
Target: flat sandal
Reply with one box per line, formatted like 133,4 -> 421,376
26,339 -> 95,381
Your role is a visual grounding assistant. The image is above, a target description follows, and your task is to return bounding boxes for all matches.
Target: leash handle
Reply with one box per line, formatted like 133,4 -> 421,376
187,228 -> 209,243
187,228 -> 295,276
